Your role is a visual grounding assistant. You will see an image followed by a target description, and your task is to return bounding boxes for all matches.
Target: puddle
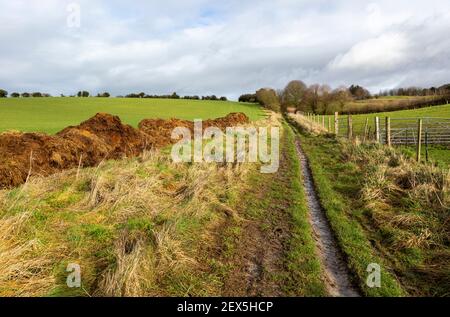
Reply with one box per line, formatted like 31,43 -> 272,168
295,138 -> 361,297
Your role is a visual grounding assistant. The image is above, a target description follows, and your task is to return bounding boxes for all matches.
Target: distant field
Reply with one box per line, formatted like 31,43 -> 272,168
327,104 -> 450,130
341,95 -> 444,114
372,96 -> 418,100
0,97 -> 264,134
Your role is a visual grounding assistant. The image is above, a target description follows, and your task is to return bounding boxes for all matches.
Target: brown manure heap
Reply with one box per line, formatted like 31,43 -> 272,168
0,112 -> 249,189
138,112 -> 250,147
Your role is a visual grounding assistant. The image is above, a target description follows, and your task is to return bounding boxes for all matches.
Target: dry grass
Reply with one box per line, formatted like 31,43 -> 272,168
340,140 -> 450,295
0,112 -> 279,297
95,232 -> 155,297
287,113 -> 328,136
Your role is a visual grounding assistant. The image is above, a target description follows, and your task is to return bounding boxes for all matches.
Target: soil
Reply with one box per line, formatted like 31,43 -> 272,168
0,112 -> 249,189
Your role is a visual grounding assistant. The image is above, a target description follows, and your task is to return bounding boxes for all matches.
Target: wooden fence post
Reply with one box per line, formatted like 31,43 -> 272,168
348,115 -> 353,139
334,112 -> 339,136
322,115 -> 325,129
328,116 -> 331,132
416,119 -> 423,162
363,117 -> 369,143
385,117 -> 391,147
375,117 -> 380,143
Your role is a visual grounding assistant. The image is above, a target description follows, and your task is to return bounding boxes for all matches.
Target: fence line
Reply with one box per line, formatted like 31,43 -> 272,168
301,112 -> 450,162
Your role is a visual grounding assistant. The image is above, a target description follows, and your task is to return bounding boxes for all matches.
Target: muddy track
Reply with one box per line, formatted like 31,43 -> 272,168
223,147 -> 291,297
223,218 -> 286,297
294,136 -> 361,297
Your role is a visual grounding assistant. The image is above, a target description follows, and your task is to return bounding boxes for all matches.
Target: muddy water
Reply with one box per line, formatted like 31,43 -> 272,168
295,139 -> 361,297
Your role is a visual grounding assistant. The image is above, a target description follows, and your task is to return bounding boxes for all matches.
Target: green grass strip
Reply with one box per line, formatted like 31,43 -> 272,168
298,133 -> 406,297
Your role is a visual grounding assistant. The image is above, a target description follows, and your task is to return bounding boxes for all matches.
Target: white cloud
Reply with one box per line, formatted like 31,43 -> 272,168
0,0 -> 449,98
329,33 -> 410,72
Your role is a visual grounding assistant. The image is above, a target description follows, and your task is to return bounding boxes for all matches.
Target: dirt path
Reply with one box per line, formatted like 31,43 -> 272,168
222,127 -> 360,297
222,149 -> 292,297
294,137 -> 360,297
223,217 -> 287,297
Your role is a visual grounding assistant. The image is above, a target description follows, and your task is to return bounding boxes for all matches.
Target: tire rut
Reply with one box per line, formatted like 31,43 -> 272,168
294,136 -> 361,297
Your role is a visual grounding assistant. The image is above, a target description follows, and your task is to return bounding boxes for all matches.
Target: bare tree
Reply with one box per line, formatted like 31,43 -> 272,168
282,80 -> 307,110
332,86 -> 352,113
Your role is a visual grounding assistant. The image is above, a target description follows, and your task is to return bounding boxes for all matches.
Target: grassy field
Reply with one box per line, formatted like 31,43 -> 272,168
322,104 -> 450,166
326,104 -> 450,130
318,104 -> 450,134
0,97 -> 264,134
348,104 -> 450,121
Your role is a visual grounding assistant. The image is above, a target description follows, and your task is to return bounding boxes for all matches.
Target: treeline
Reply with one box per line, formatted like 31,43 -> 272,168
120,92 -> 227,101
0,90 -> 52,98
239,80 -> 355,114
238,94 -> 258,103
0,89 -> 228,101
239,81 -> 450,115
377,84 -> 450,97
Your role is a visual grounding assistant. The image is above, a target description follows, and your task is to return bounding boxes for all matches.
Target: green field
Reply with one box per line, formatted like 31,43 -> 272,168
0,97 -> 264,134
349,103 -> 450,121
322,104 -> 450,166
323,104 -> 450,134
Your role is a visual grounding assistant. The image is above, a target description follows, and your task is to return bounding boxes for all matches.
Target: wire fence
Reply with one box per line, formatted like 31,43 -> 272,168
301,112 -> 450,162
380,118 -> 450,145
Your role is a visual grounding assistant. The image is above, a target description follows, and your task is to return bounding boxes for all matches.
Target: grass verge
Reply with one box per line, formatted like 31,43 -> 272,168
281,123 -> 327,296
298,133 -> 405,296
295,129 -> 449,296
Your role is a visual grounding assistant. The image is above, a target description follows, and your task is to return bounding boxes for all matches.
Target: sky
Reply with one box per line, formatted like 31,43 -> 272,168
0,0 -> 449,99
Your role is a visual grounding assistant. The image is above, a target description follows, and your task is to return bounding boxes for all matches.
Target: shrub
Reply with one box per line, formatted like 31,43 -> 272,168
256,88 -> 281,112
238,94 -> 258,103
77,91 -> 90,97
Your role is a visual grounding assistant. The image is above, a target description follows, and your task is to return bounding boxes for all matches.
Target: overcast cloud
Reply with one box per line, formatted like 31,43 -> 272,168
0,0 -> 449,99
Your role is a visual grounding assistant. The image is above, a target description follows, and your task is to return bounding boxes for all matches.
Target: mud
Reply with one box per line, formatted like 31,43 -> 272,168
0,112 -> 249,189
294,138 -> 361,297
223,218 -> 286,297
